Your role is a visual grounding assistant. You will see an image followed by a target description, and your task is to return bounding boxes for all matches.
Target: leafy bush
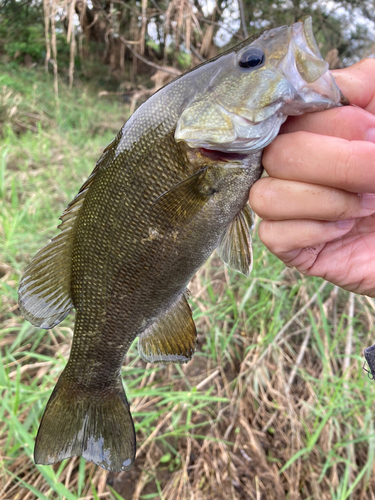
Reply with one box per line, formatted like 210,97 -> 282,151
4,25 -> 45,61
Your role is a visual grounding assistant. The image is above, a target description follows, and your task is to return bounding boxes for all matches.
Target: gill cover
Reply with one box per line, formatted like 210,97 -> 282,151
175,17 -> 343,154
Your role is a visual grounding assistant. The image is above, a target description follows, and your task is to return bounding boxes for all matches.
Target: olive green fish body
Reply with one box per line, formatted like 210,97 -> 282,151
67,134 -> 262,387
18,17 -> 346,472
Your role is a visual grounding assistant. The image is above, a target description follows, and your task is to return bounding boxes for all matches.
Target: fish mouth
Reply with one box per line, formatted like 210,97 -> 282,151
277,17 -> 342,113
210,18 -> 346,152
197,148 -> 253,163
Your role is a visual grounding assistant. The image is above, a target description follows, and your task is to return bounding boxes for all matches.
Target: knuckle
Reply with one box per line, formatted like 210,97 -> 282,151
249,179 -> 273,218
334,140 -> 356,187
258,220 -> 281,254
338,141 -> 375,189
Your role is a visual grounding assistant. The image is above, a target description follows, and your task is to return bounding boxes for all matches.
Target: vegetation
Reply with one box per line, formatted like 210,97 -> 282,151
2,58 -> 375,499
0,0 -> 374,91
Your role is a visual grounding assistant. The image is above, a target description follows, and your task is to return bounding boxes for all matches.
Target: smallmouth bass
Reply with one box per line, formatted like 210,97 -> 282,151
18,17 -> 346,472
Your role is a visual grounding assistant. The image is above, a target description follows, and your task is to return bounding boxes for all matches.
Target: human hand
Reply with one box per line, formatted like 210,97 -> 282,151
249,59 -> 375,297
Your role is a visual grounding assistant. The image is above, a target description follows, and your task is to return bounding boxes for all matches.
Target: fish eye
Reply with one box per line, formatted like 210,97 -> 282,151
238,48 -> 265,70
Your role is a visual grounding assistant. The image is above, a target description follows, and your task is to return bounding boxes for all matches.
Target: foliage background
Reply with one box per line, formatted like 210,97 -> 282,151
1,0 -> 375,499
1,0 -> 375,89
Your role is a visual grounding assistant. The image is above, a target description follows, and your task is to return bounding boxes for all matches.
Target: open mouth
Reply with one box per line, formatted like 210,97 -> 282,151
278,18 -> 342,107
198,148 -> 253,163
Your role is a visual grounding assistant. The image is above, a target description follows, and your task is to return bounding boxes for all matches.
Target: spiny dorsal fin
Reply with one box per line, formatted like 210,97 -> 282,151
217,204 -> 254,277
138,294 -> 197,364
18,141 -> 115,329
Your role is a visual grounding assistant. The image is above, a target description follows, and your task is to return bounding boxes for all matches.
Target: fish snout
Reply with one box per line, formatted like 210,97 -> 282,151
279,17 -> 344,113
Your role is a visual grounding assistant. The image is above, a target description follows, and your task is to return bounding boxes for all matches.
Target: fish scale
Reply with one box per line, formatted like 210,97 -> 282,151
18,17 -> 346,472
67,129 -> 198,383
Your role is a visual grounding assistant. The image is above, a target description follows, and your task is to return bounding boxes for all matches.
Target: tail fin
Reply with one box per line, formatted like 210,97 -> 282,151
34,373 -> 136,472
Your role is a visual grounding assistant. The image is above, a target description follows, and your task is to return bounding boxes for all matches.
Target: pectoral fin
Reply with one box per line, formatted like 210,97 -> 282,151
152,167 -> 211,225
217,204 -> 254,277
138,294 -> 197,364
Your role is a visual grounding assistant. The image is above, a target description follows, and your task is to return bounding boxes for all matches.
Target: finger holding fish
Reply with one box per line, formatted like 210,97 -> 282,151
261,133 -> 375,193
250,178 -> 375,221
278,58 -> 375,137
279,104 -> 375,141
332,59 -> 375,113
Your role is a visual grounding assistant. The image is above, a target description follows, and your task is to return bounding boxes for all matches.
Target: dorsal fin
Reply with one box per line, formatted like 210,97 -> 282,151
18,140 -> 115,329
18,191 -> 85,329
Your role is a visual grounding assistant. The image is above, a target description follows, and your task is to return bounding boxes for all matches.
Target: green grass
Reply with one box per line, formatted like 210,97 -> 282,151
1,61 -> 375,499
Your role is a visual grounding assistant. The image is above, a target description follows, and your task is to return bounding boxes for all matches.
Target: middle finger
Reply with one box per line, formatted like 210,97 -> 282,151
263,131 -> 375,193
280,105 -> 375,141
250,178 -> 375,221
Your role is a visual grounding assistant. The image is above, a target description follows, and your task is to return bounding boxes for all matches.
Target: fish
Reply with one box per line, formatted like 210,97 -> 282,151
18,16 -> 347,472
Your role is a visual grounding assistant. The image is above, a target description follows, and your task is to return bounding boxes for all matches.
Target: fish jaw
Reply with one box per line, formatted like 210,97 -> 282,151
175,17 -> 345,154
277,16 -> 342,114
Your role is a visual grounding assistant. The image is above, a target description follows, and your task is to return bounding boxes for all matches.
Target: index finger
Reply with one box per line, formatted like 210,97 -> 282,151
279,59 -> 375,137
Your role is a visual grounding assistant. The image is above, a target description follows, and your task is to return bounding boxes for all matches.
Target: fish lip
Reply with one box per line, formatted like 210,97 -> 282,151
277,17 -> 342,109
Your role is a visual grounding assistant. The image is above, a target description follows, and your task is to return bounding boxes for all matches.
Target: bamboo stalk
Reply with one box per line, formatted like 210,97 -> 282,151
50,0 -> 59,106
68,0 -> 76,87
43,0 -> 51,73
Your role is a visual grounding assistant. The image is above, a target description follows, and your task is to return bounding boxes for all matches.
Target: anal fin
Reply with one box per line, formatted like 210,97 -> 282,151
217,204 -> 255,277
138,295 -> 197,364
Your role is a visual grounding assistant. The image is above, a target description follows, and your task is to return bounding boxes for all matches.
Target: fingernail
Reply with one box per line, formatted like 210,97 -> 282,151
359,193 -> 375,210
365,128 -> 375,143
336,219 -> 353,229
